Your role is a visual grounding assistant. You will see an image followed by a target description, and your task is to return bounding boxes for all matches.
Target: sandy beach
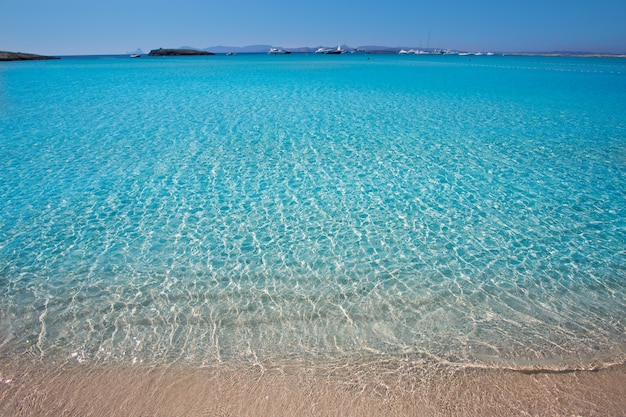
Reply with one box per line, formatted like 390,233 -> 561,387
1,359 -> 625,416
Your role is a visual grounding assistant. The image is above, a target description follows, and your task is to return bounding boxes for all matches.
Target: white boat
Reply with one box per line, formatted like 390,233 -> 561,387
130,54 -> 141,58
268,48 -> 291,55
316,43 -> 345,54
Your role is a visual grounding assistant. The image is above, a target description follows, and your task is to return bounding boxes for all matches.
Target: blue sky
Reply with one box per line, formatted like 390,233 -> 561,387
2,0 -> 625,55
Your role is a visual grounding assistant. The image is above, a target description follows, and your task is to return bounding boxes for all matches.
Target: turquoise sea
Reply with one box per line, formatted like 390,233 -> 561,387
1,54 -> 625,372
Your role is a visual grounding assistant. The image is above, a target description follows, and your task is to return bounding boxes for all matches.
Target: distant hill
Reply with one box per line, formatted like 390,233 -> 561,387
148,48 -> 214,56
200,44 -> 359,54
202,45 -> 274,54
0,51 -> 59,61
357,45 -> 400,52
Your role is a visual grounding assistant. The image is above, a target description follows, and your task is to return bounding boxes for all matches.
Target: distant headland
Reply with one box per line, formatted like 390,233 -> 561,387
148,48 -> 214,56
0,51 -> 59,61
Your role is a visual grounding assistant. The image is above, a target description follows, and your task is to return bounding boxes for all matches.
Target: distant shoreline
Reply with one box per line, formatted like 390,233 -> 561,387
2,48 -> 624,60
147,48 -> 214,56
0,51 -> 59,61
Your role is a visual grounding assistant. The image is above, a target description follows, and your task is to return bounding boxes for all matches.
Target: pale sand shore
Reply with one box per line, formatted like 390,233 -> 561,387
1,359 -> 625,416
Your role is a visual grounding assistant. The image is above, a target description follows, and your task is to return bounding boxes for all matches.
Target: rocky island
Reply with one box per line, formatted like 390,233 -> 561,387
0,51 -> 59,61
148,48 -> 214,56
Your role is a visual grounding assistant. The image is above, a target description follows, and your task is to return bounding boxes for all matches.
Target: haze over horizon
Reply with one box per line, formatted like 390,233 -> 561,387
1,0 -> 625,56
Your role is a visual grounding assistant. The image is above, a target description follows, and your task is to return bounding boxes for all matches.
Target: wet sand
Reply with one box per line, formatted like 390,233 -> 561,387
1,359 -> 625,416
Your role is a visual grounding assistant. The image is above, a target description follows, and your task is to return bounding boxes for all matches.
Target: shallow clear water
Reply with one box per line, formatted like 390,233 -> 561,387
1,54 -> 625,369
